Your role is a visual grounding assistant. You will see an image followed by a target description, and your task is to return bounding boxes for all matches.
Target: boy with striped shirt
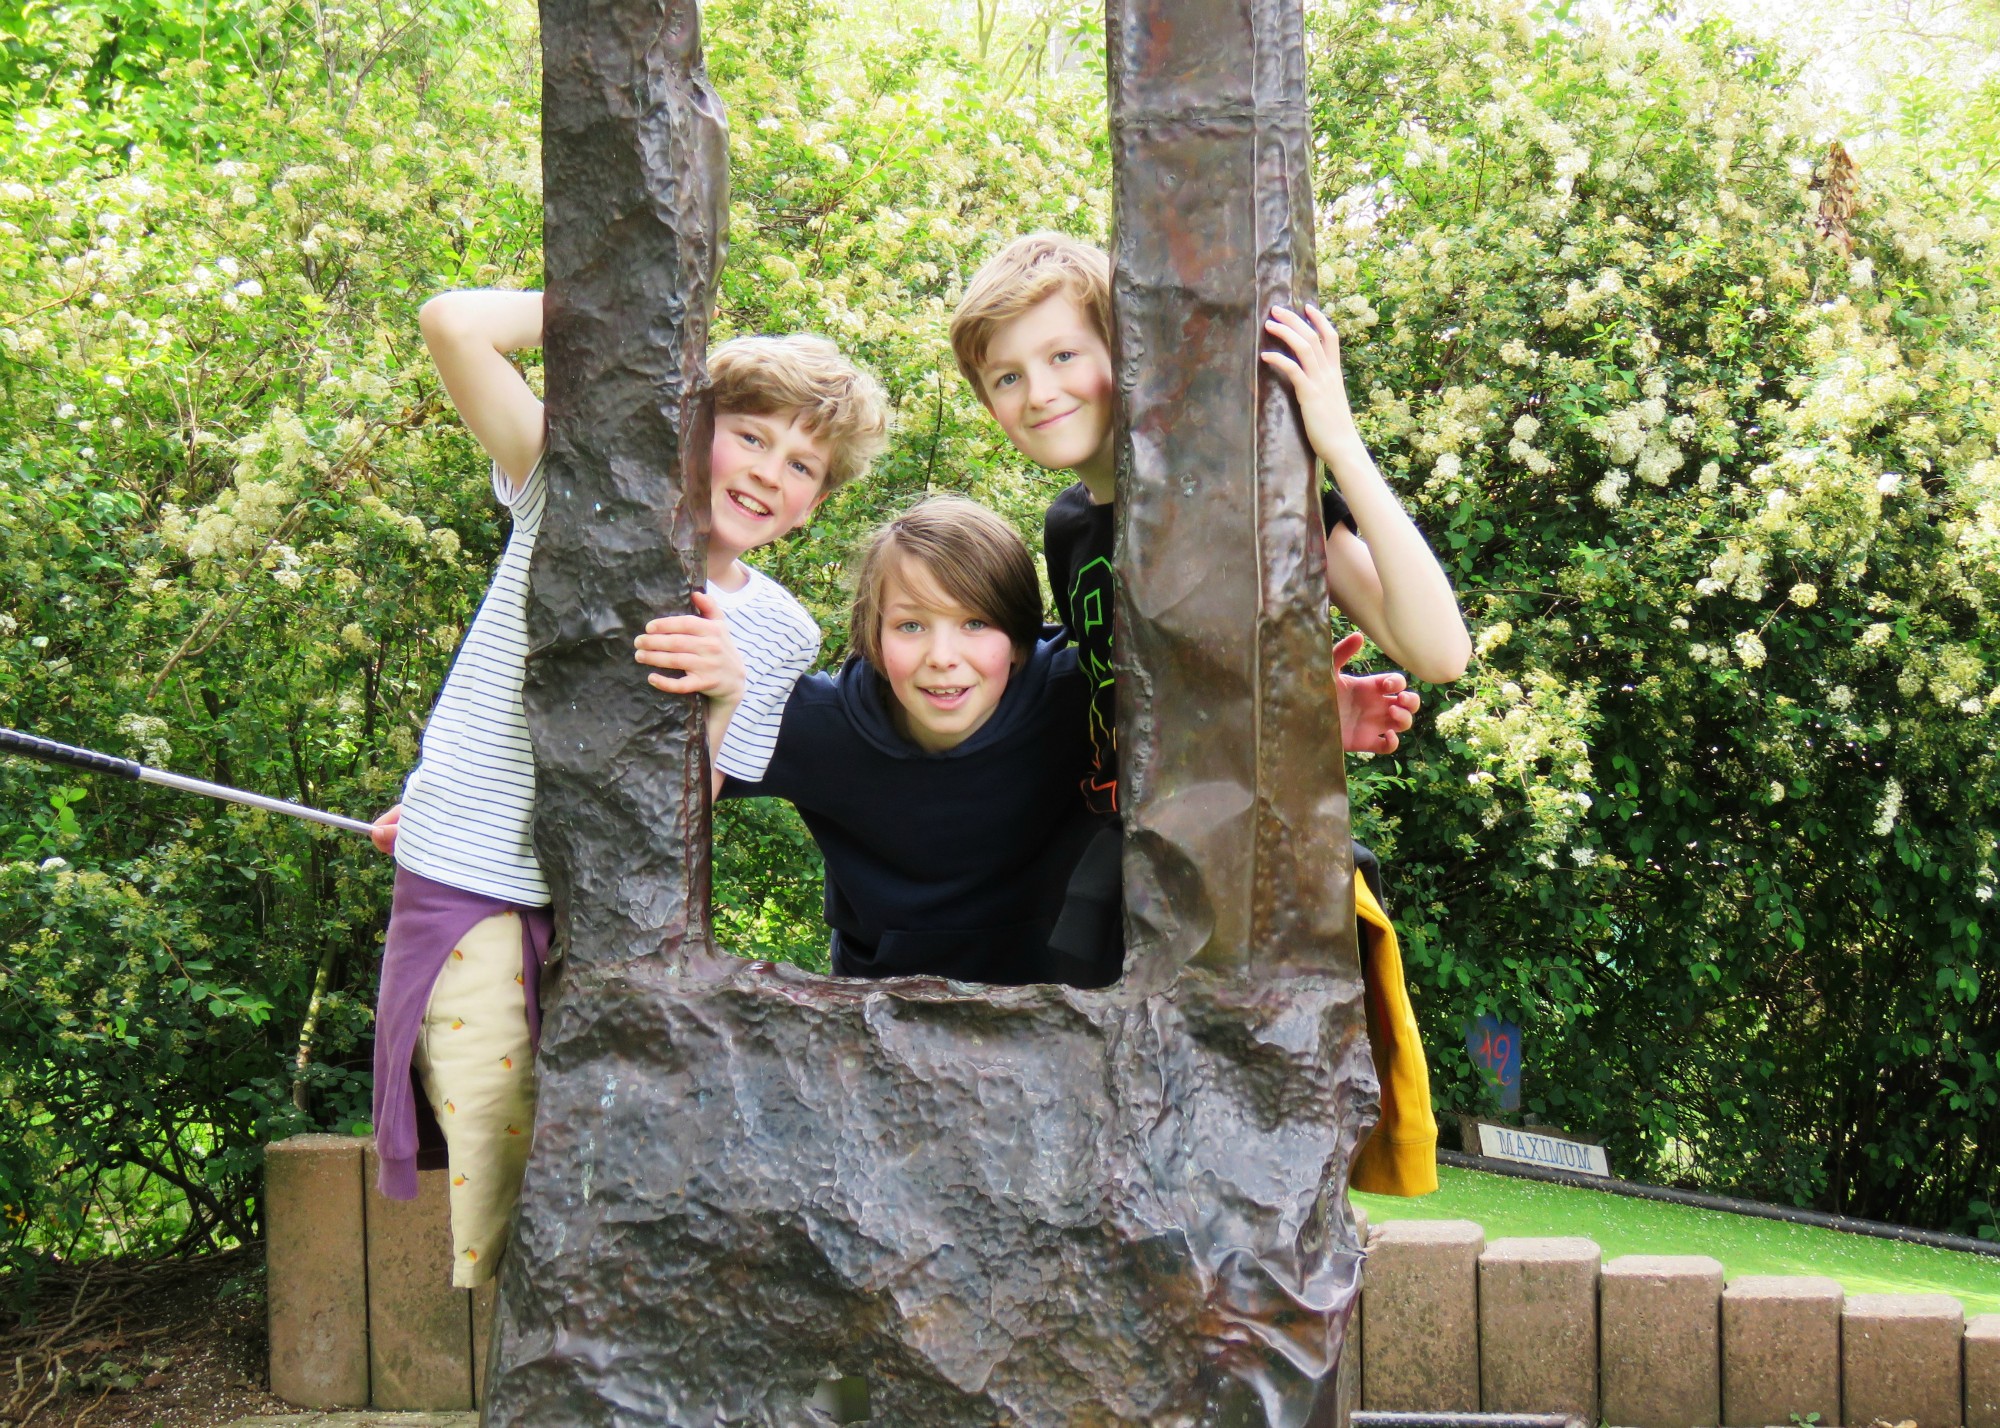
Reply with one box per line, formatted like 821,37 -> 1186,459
368,289 -> 887,1286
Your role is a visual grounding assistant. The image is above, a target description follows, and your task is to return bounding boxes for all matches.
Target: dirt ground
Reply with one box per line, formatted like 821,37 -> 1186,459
0,1249 -> 300,1428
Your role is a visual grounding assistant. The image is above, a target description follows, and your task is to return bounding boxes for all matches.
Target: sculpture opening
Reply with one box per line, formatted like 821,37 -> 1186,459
480,0 -> 1377,1421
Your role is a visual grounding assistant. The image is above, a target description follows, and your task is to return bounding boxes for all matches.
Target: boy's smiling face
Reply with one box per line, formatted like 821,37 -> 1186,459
707,408 -> 831,572
978,293 -> 1117,495
877,557 -> 1023,754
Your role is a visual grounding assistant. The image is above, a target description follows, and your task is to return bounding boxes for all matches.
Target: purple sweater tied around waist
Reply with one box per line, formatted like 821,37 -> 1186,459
373,865 -> 553,1200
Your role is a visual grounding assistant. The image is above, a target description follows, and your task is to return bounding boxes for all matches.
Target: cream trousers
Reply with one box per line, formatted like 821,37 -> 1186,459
410,910 -> 537,1288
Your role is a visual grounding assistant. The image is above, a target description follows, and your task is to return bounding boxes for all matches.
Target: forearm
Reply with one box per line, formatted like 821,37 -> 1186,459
704,695 -> 741,800
420,290 -> 547,487
1320,436 -> 1471,684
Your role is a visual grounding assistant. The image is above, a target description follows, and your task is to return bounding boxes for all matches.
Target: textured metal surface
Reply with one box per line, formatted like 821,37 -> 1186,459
1107,0 -> 1370,1415
485,0 -> 1371,1420
1110,0 -> 1358,988
517,0 -> 725,976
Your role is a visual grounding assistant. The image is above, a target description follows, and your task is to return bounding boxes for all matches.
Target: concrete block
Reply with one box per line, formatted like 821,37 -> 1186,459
1361,1219 -> 1483,1411
1721,1274 -> 1842,1428
1844,1291 -> 1964,1428
1479,1236 -> 1599,1418
1968,1313 -> 2000,1428
266,1135 -> 370,1409
362,1144 -> 474,1410
1352,1202 -> 1366,1409
1600,1254 -> 1723,1428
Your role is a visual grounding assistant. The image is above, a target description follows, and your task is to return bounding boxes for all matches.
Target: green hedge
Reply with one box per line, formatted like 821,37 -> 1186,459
0,0 -> 1992,1285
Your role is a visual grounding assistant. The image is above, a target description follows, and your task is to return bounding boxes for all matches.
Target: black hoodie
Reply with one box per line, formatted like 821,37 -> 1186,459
720,636 -> 1103,985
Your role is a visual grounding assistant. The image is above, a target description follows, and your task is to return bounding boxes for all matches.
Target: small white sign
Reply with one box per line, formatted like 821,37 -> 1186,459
1477,1122 -> 1611,1178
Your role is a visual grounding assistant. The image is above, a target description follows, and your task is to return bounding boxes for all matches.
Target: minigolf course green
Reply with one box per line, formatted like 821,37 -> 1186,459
1356,1163 -> 2000,1313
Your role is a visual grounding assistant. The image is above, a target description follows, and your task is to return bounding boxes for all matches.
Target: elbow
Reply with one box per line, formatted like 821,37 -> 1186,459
1411,637 -> 1472,686
418,292 -> 469,344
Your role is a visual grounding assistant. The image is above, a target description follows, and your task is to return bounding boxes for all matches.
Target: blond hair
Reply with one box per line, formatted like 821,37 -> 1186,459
849,496 -> 1043,671
948,233 -> 1112,403
708,334 -> 890,494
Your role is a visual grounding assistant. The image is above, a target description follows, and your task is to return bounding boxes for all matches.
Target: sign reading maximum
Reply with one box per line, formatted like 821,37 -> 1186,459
1477,1122 -> 1611,1178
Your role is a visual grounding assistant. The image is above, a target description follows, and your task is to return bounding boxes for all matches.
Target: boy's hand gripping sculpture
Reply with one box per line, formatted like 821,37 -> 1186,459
485,0 -> 1372,1421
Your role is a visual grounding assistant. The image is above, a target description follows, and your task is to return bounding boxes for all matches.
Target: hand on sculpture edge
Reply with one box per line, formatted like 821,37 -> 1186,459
370,802 -> 401,855
635,590 -> 745,797
1262,301 -> 1473,686
1334,631 -> 1418,755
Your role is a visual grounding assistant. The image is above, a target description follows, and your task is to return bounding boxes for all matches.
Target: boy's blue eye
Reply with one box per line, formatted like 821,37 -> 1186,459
1053,350 -> 1075,363
993,372 -> 1017,388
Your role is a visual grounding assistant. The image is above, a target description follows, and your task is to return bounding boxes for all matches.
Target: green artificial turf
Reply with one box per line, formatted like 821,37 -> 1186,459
1354,1165 -> 2000,1315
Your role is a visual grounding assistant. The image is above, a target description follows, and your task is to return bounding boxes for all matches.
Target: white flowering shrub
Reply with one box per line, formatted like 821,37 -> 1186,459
0,0 -> 1109,1272
1310,0 -> 1998,1235
1,0 -> 1992,1265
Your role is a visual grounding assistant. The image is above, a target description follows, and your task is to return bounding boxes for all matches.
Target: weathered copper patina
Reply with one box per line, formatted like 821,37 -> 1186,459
481,0 -> 1372,1419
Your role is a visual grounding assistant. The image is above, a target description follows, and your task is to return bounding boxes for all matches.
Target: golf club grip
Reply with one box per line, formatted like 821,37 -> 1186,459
0,727 -> 142,781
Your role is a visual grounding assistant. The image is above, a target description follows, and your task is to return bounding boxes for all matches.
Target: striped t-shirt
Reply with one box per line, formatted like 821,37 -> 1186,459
706,565 -> 821,783
395,462 -> 549,905
396,459 -> 823,904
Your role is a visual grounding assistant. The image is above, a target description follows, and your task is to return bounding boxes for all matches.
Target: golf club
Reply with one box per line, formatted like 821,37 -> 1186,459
1,725 -> 377,836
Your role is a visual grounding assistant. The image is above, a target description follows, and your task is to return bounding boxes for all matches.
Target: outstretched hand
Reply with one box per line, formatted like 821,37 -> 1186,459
634,591 -> 745,706
1334,631 -> 1419,754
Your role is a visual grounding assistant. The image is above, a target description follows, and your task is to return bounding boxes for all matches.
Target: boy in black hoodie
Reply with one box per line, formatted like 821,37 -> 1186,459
638,494 -> 1104,986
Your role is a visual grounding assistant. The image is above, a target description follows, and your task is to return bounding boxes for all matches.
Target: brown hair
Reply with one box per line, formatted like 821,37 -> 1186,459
948,233 -> 1112,404
709,334 -> 891,494
849,496 -> 1043,670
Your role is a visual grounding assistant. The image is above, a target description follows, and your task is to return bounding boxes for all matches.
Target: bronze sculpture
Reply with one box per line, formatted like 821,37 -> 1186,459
481,0 -> 1372,1420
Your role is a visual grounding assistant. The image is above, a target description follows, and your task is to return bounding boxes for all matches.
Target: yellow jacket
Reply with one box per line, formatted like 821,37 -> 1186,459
1350,875 -> 1439,1196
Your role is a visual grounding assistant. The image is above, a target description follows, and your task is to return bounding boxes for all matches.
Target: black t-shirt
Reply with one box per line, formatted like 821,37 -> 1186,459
720,637 -> 1102,985
1042,481 -> 1357,817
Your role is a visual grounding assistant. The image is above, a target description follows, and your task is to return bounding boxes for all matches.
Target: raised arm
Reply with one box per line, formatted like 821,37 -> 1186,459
1263,304 -> 1472,685
419,290 -> 547,490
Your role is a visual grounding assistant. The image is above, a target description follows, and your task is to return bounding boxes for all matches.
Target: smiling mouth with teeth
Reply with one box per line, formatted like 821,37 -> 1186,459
728,490 -> 772,518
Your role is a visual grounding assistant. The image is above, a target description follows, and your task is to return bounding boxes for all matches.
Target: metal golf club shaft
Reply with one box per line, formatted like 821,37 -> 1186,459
0,726 -> 376,836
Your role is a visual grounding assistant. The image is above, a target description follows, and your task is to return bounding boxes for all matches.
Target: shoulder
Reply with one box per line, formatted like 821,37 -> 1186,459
1044,481 -> 1099,535
494,450 -> 547,509
730,569 -> 823,653
775,669 -> 842,723
1024,637 -> 1083,699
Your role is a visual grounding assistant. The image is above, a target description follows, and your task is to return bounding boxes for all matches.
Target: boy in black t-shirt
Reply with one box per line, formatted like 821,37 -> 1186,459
951,234 -> 1472,825
948,236 -> 1472,1192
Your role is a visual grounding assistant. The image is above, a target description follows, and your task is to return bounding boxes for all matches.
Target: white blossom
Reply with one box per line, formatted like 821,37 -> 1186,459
1872,778 -> 1903,836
